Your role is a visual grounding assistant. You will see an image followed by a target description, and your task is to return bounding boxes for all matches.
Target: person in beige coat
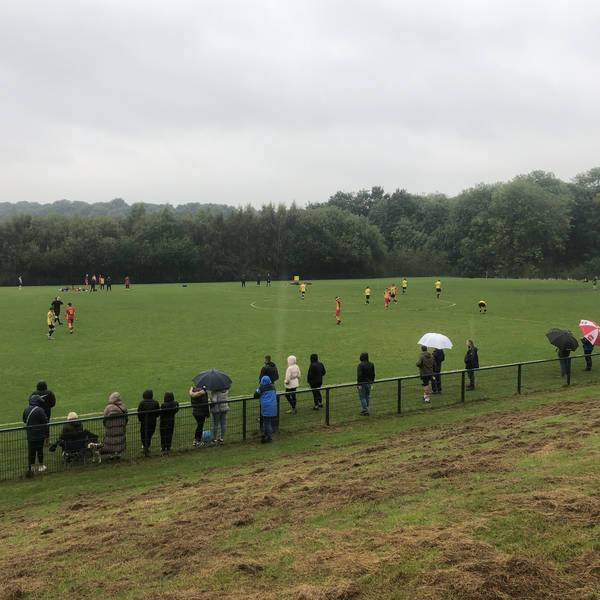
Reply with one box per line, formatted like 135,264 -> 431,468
101,392 -> 128,458
284,355 -> 301,414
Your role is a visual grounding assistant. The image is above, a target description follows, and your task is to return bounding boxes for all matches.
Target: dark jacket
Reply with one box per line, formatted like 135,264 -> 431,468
23,395 -> 49,441
52,421 -> 98,453
190,389 -> 210,418
357,352 -> 375,384
581,338 -> 594,354
138,394 -> 160,427
51,299 -> 63,315
432,349 -> 445,372
160,395 -> 180,430
254,375 -> 277,417
259,361 -> 279,384
30,389 -> 56,420
416,351 -> 435,375
465,346 -> 479,369
307,354 -> 326,387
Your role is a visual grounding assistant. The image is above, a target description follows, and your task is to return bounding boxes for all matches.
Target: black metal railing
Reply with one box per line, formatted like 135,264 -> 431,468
2,353 -> 598,482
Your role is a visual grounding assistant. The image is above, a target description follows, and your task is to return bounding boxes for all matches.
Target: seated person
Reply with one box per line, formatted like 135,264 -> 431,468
49,412 -> 100,461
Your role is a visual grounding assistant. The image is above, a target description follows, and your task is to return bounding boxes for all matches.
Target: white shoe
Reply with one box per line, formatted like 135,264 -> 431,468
424,397 -> 430,403
38,464 -> 47,472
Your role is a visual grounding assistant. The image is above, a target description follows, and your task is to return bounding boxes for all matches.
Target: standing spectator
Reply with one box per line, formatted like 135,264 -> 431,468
416,346 -> 435,404
124,276 -> 130,289
557,347 -> 571,378
31,380 -> 56,420
138,389 -> 160,456
259,355 -> 279,384
46,306 -> 56,339
65,302 -> 75,334
210,389 -> 229,444
254,375 -> 277,443
432,347 -> 445,394
464,339 -> 479,390
23,394 -> 49,474
51,297 -> 63,325
307,353 -> 326,410
266,272 -> 271,286
159,391 -> 179,455
106,275 -> 112,291
189,385 -> 209,446
582,337 -> 593,371
357,352 -> 375,416
101,392 -> 128,459
284,355 -> 301,414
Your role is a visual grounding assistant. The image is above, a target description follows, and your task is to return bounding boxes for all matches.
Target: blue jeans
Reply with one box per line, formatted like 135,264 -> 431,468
559,358 -> 570,377
212,412 -> 227,440
358,384 -> 371,412
262,416 -> 274,440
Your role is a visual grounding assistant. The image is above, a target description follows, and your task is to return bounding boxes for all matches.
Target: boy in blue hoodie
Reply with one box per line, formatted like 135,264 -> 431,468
254,375 -> 277,443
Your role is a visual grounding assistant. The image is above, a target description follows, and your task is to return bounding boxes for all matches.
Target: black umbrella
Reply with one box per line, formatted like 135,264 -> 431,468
192,369 -> 232,391
546,328 -> 579,351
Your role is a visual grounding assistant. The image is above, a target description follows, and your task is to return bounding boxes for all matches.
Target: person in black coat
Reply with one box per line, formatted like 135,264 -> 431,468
23,394 -> 50,474
137,389 -> 160,456
464,340 -> 479,390
159,391 -> 179,455
357,352 -> 375,415
431,348 -> 445,394
259,355 -> 279,385
30,380 -> 56,420
189,385 -> 210,446
307,353 -> 326,409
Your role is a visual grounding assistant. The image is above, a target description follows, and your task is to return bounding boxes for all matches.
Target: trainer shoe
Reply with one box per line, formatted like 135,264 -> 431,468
38,465 -> 47,472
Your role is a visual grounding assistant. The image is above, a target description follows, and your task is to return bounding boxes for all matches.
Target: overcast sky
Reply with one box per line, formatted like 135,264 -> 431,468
1,1 -> 598,207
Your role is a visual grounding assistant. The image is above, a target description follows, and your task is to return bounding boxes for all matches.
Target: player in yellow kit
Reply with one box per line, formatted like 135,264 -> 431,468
364,286 -> 371,304
435,280 -> 442,299
402,278 -> 407,294
300,282 -> 307,299
46,307 -> 56,339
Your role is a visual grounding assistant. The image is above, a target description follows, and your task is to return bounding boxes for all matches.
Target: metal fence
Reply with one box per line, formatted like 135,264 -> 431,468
2,353 -> 598,482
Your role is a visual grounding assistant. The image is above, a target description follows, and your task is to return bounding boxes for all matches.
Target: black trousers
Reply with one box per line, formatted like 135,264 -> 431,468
28,439 -> 44,465
285,388 -> 297,409
140,423 -> 156,449
193,415 -> 206,441
160,426 -> 174,450
310,386 -> 322,406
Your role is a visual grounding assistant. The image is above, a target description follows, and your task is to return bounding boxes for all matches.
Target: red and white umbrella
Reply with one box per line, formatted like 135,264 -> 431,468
579,319 -> 600,345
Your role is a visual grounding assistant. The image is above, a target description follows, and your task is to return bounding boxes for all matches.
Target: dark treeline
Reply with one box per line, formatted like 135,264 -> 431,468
1,167 -> 599,285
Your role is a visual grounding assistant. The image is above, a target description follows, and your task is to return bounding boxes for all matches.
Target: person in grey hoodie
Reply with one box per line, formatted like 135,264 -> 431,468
23,394 -> 50,473
210,389 -> 229,444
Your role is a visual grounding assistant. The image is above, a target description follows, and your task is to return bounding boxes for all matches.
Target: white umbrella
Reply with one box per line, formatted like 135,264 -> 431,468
418,332 -> 453,349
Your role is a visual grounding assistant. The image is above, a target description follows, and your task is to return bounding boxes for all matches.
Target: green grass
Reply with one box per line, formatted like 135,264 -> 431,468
2,276 -> 598,425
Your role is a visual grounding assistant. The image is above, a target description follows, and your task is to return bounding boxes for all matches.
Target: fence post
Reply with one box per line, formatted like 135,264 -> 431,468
325,388 -> 330,426
567,358 -> 571,385
517,363 -> 522,394
242,398 -> 247,441
397,378 -> 402,414
461,371 -> 465,403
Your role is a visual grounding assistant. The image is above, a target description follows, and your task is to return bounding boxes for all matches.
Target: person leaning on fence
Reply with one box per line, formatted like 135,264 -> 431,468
254,375 -> 277,443
307,353 -> 326,410
101,392 -> 128,459
357,352 -> 375,416
23,393 -> 50,475
464,340 -> 479,390
259,355 -> 279,385
210,389 -> 229,444
432,347 -> 445,394
557,347 -> 571,378
582,337 -> 593,371
189,385 -> 210,447
416,346 -> 435,404
160,392 -> 179,455
138,389 -> 160,457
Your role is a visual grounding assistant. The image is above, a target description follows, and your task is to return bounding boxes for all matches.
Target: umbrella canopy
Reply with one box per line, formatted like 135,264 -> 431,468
546,328 -> 579,351
192,369 -> 232,391
579,319 -> 600,345
417,332 -> 453,349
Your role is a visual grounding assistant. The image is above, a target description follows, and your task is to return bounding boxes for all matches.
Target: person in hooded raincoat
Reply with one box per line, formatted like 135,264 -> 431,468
254,375 -> 277,443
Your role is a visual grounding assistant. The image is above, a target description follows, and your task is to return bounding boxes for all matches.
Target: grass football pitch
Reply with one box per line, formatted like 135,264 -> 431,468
1,276 -> 597,426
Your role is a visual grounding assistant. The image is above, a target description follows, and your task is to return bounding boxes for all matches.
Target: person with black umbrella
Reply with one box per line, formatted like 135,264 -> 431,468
546,328 -> 579,378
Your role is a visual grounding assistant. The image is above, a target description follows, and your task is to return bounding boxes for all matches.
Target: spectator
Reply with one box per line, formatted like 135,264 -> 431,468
23,394 -> 49,474
210,389 -> 229,444
138,389 -> 160,456
101,392 -> 128,459
307,353 -> 326,410
50,412 -> 99,462
416,345 -> 435,404
160,392 -> 179,455
557,347 -> 571,378
189,385 -> 209,447
259,355 -> 279,384
284,355 -> 301,414
357,352 -> 375,416
582,337 -> 593,371
464,339 -> 479,390
432,347 -> 445,394
254,375 -> 277,443
31,380 -> 56,421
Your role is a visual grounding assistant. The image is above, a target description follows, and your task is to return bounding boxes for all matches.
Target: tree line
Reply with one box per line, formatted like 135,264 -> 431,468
0,167 -> 598,285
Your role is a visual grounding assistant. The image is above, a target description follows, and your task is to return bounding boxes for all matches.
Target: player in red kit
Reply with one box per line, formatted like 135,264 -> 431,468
335,296 -> 342,325
65,302 -> 75,334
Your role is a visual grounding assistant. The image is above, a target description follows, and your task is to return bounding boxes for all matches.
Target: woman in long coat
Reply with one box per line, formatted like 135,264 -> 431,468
102,392 -> 128,457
